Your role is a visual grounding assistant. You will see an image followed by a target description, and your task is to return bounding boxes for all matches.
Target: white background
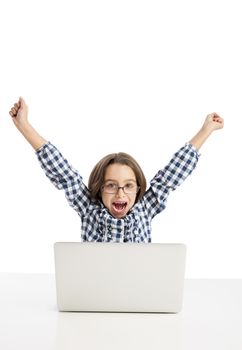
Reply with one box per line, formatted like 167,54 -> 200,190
0,0 -> 241,277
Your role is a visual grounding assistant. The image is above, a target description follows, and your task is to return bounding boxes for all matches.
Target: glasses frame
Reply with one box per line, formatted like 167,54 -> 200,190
101,183 -> 140,195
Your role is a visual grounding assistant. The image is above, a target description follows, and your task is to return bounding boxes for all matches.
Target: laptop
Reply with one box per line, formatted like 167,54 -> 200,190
54,242 -> 186,313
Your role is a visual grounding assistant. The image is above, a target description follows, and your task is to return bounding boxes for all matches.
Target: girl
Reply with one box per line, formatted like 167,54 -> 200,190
9,97 -> 224,242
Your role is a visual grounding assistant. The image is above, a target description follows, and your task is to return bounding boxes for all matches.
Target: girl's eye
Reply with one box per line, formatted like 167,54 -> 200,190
125,183 -> 135,189
106,183 -> 116,189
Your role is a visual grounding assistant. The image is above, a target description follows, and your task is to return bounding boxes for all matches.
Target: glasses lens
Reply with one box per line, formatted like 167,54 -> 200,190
103,183 -> 118,193
123,184 -> 138,194
102,182 -> 139,194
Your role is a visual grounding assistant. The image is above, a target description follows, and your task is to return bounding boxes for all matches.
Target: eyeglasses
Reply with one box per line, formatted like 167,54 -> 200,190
102,182 -> 140,194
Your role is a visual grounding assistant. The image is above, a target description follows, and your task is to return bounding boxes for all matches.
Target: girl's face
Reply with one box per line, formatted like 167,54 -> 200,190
101,163 -> 138,218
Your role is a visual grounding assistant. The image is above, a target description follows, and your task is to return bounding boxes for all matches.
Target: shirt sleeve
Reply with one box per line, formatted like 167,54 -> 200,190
143,143 -> 200,218
36,142 -> 91,216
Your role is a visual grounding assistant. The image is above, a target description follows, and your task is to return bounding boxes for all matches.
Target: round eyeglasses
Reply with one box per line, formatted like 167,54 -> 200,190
102,182 -> 140,194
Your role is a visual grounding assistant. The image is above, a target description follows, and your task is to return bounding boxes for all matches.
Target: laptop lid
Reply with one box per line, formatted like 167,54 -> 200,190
54,242 -> 186,313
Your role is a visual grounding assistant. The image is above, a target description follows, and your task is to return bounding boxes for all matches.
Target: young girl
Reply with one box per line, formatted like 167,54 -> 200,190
9,97 -> 224,243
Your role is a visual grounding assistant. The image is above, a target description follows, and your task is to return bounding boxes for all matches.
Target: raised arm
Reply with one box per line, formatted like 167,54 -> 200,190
9,97 -> 91,216
9,97 -> 47,151
189,112 -> 224,150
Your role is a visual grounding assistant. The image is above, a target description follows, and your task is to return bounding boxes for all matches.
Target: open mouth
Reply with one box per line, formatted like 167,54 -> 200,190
112,201 -> 128,215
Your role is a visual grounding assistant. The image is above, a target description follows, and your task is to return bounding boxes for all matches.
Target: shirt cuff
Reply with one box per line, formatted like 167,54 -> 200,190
35,141 -> 51,154
185,142 -> 201,157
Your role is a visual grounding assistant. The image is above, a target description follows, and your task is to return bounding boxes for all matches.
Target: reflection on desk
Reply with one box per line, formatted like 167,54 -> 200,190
0,274 -> 241,350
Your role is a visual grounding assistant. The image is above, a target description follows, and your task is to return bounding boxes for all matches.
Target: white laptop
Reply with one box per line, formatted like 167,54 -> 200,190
54,242 -> 186,313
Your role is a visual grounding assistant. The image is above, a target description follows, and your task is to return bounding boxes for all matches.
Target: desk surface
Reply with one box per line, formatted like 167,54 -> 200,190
0,274 -> 241,350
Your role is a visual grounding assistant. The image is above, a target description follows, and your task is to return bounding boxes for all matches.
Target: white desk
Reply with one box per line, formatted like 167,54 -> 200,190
0,274 -> 241,350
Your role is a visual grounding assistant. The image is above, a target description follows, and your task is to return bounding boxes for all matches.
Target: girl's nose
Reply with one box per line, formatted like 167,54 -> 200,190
116,187 -> 125,197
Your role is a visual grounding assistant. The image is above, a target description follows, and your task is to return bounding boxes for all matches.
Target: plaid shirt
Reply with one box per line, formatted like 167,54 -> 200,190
36,142 -> 200,242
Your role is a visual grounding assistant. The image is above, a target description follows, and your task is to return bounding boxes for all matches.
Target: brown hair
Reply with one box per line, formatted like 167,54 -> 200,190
88,152 -> 146,202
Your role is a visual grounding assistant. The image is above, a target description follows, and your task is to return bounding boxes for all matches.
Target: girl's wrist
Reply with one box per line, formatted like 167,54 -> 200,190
200,124 -> 213,137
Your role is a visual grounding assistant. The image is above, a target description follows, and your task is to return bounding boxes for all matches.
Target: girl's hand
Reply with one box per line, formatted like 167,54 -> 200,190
9,97 -> 29,129
202,113 -> 224,133
189,112 -> 224,150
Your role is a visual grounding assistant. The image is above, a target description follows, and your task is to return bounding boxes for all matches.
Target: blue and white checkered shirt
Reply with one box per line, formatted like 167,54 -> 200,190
36,142 -> 200,242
